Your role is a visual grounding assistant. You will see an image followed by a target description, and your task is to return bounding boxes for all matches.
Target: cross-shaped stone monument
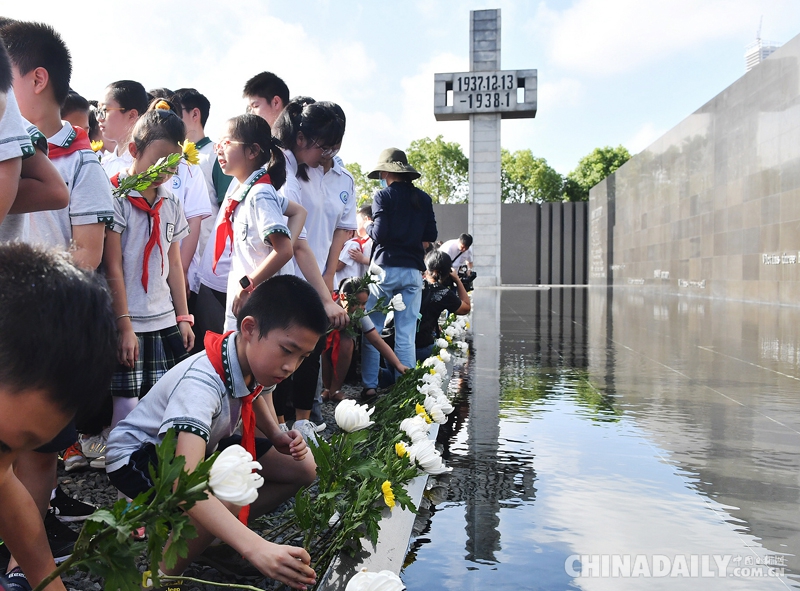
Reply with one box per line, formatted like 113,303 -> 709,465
434,8 -> 537,286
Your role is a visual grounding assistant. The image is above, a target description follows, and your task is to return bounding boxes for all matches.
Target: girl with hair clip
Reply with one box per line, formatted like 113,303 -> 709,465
416,249 -> 470,361
321,277 -> 408,404
103,109 -> 195,435
270,97 -> 351,441
100,89 -> 211,295
211,113 -> 307,330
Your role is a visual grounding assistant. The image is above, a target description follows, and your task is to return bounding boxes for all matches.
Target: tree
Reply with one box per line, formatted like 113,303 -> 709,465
500,149 -> 564,203
405,136 -> 468,203
564,145 -> 631,201
343,161 -> 381,206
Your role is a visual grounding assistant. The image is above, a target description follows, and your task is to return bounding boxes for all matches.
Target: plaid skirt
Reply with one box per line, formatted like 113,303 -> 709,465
110,325 -> 188,399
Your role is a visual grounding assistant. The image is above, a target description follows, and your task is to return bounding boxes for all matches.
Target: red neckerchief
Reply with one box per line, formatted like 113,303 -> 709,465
325,330 -> 342,379
353,235 -> 369,248
324,292 -> 344,380
213,170 -> 272,273
47,126 -> 92,159
111,173 -> 164,292
204,330 -> 262,525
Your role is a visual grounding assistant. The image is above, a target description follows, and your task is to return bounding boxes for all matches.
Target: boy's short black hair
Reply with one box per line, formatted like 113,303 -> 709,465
61,89 -> 89,118
238,275 -> 327,337
0,243 -> 116,414
243,71 -> 290,107
174,88 -> 210,127
459,233 -> 473,248
1,21 -> 71,106
0,38 -> 11,92
358,203 -> 373,219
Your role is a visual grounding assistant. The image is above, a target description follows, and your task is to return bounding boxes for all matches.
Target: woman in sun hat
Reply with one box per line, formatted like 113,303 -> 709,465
360,147 -> 437,401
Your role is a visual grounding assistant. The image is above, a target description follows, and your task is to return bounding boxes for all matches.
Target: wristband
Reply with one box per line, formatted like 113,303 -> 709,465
239,275 -> 256,294
176,314 -> 195,326
116,314 -> 131,321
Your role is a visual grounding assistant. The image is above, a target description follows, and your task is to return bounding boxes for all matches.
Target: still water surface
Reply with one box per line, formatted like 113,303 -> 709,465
401,287 -> 799,590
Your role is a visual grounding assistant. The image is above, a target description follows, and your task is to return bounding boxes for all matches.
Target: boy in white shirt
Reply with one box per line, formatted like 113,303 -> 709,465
335,203 -> 373,289
1,18 -> 115,584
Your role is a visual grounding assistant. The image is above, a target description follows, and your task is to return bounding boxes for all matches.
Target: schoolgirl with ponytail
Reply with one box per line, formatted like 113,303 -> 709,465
212,113 -> 307,329
103,108 -> 194,431
269,97 -> 351,439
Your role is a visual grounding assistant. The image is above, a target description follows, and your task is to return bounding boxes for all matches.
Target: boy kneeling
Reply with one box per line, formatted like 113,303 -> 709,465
106,275 -> 324,590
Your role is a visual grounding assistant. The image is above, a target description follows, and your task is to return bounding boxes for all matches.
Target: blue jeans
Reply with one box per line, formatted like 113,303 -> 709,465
361,265 -> 422,389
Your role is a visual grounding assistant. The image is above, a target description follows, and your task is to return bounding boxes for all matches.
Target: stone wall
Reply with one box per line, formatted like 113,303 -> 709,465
433,202 -> 588,285
590,32 -> 800,304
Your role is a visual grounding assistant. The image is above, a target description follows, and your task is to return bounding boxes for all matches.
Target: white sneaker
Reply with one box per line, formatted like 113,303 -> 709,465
292,420 -> 319,444
89,455 -> 105,470
80,427 -> 110,459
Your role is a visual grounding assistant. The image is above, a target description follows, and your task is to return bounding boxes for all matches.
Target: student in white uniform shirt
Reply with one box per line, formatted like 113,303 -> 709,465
147,92 -> 212,290
99,84 -> 211,289
103,109 -> 194,436
334,203 -> 373,289
8,23 -> 113,270
97,80 -> 149,177
211,114 -> 306,332
271,97 -> 352,441
174,87 -> 234,303
0,88 -> 70,242
190,73 -> 292,353
1,21 -> 114,580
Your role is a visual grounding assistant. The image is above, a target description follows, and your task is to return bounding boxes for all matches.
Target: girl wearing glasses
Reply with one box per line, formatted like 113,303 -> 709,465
97,80 -> 148,174
268,97 -> 352,441
212,113 -> 306,330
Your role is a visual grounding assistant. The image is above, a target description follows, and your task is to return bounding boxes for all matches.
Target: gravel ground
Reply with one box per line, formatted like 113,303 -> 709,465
53,383 -> 365,591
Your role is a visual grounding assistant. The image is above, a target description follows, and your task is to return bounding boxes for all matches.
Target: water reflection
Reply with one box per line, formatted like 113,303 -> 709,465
401,287 -> 798,590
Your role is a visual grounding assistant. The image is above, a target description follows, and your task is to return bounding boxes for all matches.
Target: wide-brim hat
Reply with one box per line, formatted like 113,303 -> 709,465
367,148 -> 421,180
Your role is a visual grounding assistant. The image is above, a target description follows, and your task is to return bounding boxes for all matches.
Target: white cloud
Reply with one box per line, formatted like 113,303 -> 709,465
626,122 -> 667,155
536,0 -> 800,75
538,78 -> 584,109
4,1 -> 377,146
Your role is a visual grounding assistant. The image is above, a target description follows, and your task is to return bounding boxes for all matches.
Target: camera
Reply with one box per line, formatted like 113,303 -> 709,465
458,265 -> 477,291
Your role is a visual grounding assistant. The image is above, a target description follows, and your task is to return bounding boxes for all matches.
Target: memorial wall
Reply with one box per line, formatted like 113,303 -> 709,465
589,32 -> 800,305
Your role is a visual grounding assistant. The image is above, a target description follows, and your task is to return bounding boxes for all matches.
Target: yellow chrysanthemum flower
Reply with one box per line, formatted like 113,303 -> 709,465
395,442 -> 408,458
429,368 -> 436,375
181,140 -> 200,166
382,480 -> 395,509
445,335 -> 452,342
416,403 -> 432,424
90,140 -> 104,152
465,322 -> 470,329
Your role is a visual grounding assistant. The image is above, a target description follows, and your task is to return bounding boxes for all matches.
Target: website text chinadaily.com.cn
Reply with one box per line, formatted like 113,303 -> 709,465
565,554 -> 787,579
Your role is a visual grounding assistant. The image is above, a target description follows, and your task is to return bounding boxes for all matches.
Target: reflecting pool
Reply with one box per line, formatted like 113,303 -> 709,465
401,287 -> 799,590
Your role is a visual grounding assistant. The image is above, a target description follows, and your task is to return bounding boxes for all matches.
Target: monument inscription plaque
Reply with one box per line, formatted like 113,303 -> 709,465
434,9 -> 537,286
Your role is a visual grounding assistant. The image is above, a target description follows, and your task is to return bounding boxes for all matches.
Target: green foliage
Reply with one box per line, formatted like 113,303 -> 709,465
405,136 -> 468,203
34,429 -> 214,591
500,149 -> 564,203
343,161 -> 381,207
565,145 -> 631,201
293,364 -> 432,573
113,153 -> 184,199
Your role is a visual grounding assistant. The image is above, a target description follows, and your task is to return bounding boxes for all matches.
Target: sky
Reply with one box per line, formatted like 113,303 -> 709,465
5,0 -> 800,176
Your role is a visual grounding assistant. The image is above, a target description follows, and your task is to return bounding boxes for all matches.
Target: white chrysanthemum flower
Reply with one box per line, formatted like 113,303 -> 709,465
389,293 -> 406,311
208,445 -> 264,506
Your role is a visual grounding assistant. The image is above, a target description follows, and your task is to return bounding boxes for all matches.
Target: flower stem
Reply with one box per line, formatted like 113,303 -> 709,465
160,574 -> 263,591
